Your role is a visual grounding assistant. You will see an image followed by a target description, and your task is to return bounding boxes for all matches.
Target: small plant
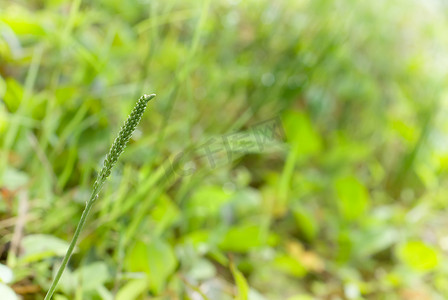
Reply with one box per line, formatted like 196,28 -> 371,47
44,93 -> 156,300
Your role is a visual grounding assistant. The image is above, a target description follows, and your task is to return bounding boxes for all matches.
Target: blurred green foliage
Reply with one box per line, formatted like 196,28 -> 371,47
1,0 -> 448,299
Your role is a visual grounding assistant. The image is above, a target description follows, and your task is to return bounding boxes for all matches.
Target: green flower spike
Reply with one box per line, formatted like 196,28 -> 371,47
44,93 -> 156,300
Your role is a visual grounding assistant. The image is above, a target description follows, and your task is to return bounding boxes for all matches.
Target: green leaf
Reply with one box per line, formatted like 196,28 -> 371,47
334,175 -> 370,221
150,194 -> 181,235
293,207 -> 318,241
187,259 -> 216,281
272,254 -> 307,278
219,224 -> 264,252
282,110 -> 322,159
1,15 -> 46,36
74,262 -> 110,291
20,234 -> 70,263
390,119 -> 417,143
125,239 -> 177,294
230,262 -> 249,300
116,278 -> 148,300
2,168 -> 29,190
336,230 -> 352,263
3,78 -> 23,113
187,185 -> 233,217
180,230 -> 212,252
354,228 -> 397,258
397,241 -> 439,271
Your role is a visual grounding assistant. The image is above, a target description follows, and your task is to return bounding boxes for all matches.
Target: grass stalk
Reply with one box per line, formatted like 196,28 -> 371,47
44,94 -> 156,300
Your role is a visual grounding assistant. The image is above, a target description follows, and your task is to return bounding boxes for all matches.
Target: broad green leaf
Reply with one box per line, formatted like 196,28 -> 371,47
125,239 -> 177,294
219,224 -> 264,252
230,262 -> 249,300
334,175 -> 369,221
397,241 -> 439,271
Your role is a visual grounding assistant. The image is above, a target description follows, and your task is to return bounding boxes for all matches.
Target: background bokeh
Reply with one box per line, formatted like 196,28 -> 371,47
2,0 -> 448,299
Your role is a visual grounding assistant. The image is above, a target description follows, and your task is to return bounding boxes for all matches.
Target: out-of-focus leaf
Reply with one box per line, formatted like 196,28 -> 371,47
337,231 -> 352,263
187,185 -> 233,217
3,168 -> 29,190
230,261 -> 249,300
354,228 -> 397,258
390,119 -> 417,143
21,234 -> 70,263
232,188 -> 262,217
323,133 -> 370,167
74,261 -> 110,291
116,278 -> 148,300
180,230 -> 212,253
3,78 -> 23,113
96,285 -> 113,300
282,110 -> 322,159
1,16 -> 46,36
187,259 -> 216,281
293,206 -> 318,241
415,162 -> 438,189
397,241 -> 439,271
125,239 -> 177,294
334,175 -> 370,221
219,224 -> 264,252
150,194 -> 180,235
272,254 -> 307,278
58,266 -> 77,295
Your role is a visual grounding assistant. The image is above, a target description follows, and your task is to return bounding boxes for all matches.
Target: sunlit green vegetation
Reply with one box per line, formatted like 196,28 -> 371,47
1,0 -> 448,299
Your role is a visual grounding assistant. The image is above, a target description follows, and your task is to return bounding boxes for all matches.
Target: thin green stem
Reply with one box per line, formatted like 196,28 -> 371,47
44,94 -> 156,300
44,191 -> 96,300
